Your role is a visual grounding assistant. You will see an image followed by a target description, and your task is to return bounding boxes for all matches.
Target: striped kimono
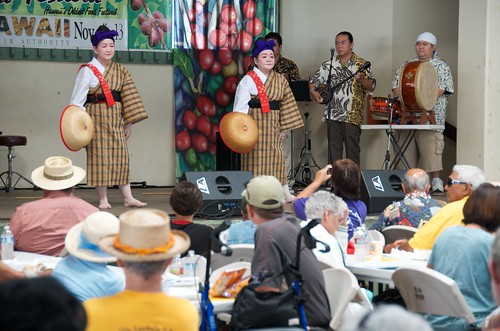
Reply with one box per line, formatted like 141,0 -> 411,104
242,70 -> 303,184
83,61 -> 148,186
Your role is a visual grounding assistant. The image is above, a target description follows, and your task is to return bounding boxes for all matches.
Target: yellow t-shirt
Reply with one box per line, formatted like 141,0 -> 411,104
409,197 -> 467,250
84,290 -> 199,331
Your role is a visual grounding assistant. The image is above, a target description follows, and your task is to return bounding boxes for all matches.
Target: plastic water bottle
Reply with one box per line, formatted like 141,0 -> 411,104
353,225 -> 368,261
184,250 -> 197,279
1,225 -> 15,261
169,253 -> 184,277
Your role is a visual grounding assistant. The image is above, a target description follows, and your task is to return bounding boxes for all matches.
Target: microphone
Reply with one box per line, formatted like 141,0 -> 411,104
356,61 -> 371,73
330,48 -> 335,55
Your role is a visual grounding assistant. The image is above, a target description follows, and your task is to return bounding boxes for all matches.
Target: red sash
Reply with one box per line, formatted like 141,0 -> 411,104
79,63 -> 115,107
248,70 -> 270,113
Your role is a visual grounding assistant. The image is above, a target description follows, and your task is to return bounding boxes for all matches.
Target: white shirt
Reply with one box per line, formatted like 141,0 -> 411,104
232,67 -> 268,114
301,220 -> 346,269
70,58 -> 105,109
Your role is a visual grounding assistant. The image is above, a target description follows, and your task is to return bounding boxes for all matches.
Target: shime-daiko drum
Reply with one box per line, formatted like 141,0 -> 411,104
59,105 -> 95,152
219,112 -> 258,154
397,61 -> 438,111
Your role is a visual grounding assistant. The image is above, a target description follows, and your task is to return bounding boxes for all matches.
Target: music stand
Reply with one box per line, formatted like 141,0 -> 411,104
290,81 -> 319,187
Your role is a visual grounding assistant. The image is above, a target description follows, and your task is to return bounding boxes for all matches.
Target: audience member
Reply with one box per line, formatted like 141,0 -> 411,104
427,183 -> 500,330
224,194 -> 256,245
0,262 -> 24,282
483,226 -> 500,330
0,277 -> 86,331
385,164 -> 485,252
10,156 -> 98,256
51,211 -> 124,301
84,208 -> 199,331
169,181 -> 214,257
294,159 -> 367,240
243,175 -> 331,328
340,304 -> 433,331
370,168 -> 445,231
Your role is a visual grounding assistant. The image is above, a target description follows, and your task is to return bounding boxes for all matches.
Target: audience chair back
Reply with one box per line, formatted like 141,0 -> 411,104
210,244 -> 254,270
209,261 -> 251,286
392,265 -> 477,326
368,230 -> 385,246
180,254 -> 207,282
381,225 -> 417,244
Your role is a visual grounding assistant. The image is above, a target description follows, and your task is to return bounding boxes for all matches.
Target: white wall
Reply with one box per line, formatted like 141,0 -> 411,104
0,0 -> 463,187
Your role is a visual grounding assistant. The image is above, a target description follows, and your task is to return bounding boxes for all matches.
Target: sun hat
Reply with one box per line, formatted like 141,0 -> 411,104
31,156 -> 86,191
416,32 -> 437,45
59,105 -> 95,152
65,211 -> 119,263
99,209 -> 191,262
242,175 -> 284,210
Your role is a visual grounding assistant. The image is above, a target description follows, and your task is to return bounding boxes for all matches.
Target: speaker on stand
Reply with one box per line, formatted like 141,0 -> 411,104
360,170 -> 406,214
180,170 -> 253,217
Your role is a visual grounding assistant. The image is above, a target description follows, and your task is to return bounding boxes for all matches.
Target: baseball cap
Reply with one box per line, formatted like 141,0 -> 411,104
242,175 -> 284,210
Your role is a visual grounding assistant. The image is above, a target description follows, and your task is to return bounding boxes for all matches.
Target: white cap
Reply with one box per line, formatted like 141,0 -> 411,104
416,32 -> 437,45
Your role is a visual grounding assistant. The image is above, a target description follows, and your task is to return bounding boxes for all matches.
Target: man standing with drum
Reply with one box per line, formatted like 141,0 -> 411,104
309,31 -> 376,166
392,32 -> 454,194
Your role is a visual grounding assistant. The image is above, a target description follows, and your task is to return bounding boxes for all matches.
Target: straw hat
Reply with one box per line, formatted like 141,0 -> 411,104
219,112 -> 258,153
31,156 -> 86,190
65,211 -> 119,263
99,209 -> 191,262
60,105 -> 94,152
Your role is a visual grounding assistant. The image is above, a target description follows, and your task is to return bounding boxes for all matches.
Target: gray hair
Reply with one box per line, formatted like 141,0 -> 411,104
123,260 -> 169,279
402,170 -> 430,192
340,304 -> 433,331
304,190 -> 347,220
453,165 -> 486,190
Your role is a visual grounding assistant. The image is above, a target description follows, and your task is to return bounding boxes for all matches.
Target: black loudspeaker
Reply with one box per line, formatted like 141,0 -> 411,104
180,171 -> 253,217
360,170 -> 406,214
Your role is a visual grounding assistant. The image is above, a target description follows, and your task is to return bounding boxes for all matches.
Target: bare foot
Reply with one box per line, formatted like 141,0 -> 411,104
99,199 -> 112,209
124,198 -> 147,208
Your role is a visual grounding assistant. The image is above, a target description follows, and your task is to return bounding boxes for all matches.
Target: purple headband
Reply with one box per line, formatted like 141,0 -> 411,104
252,39 -> 275,58
91,29 -> 119,47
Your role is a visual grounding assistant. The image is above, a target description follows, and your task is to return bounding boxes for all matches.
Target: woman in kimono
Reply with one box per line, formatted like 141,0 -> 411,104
70,25 -> 148,209
233,38 -> 303,202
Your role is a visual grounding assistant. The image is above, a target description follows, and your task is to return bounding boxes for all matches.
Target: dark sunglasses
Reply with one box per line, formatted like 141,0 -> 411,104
447,177 -> 468,187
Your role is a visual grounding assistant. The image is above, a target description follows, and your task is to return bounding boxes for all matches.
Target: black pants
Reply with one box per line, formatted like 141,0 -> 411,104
327,120 -> 361,165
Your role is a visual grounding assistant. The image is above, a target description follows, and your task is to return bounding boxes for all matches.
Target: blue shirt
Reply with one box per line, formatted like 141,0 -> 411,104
427,226 -> 495,330
52,255 -> 124,301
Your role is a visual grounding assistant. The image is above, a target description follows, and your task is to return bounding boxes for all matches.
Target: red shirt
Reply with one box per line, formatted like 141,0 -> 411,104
9,190 -> 98,256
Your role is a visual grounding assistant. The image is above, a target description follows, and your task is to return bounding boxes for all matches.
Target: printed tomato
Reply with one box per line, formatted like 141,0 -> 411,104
192,133 -> 208,153
243,55 -> 253,72
223,76 -> 239,95
217,48 -> 233,66
182,110 -> 197,131
215,88 -> 232,107
243,0 -> 256,19
222,60 -> 238,77
208,141 -> 217,154
220,4 -> 237,24
176,131 -> 191,152
209,60 -> 222,75
191,29 -> 206,50
237,30 -> 253,52
197,95 -> 217,117
208,122 -> 219,143
196,115 -> 212,136
245,18 -> 263,36
209,29 -> 228,48
199,49 -> 214,71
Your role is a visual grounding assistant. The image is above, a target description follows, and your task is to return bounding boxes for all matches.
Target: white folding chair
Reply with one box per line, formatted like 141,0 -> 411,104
322,268 -> 372,330
209,261 -> 251,286
210,244 -> 254,270
392,265 -> 477,328
180,254 -> 207,282
381,225 -> 418,243
368,230 -> 385,246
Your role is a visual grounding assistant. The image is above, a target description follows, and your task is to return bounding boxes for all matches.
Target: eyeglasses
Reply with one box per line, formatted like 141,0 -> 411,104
447,177 -> 468,187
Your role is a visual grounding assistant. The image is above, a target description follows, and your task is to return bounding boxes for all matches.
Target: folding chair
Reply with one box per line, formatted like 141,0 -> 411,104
210,244 -> 254,270
382,225 -> 417,243
368,230 -> 385,246
392,265 -> 477,329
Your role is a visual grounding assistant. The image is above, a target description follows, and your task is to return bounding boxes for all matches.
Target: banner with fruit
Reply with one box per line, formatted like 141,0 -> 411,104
173,0 -> 277,178
0,0 -> 172,50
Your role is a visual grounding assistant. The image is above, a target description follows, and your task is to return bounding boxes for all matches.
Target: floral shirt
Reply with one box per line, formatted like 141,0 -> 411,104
369,191 -> 446,231
392,53 -> 454,132
309,52 -> 376,127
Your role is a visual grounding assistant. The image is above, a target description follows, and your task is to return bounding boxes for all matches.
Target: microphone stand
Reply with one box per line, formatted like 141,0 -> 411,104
382,95 -> 398,170
325,51 -> 335,165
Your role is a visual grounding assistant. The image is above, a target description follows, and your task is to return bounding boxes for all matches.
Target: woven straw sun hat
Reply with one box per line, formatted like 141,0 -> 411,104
99,209 -> 191,262
60,105 -> 95,152
31,156 -> 86,191
65,211 -> 119,263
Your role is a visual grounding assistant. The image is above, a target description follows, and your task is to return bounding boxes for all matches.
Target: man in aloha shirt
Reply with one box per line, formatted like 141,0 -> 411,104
370,168 -> 445,232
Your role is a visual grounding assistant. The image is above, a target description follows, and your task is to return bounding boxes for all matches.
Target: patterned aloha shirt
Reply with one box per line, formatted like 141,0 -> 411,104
392,53 -> 454,132
369,191 -> 446,232
309,52 -> 376,127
